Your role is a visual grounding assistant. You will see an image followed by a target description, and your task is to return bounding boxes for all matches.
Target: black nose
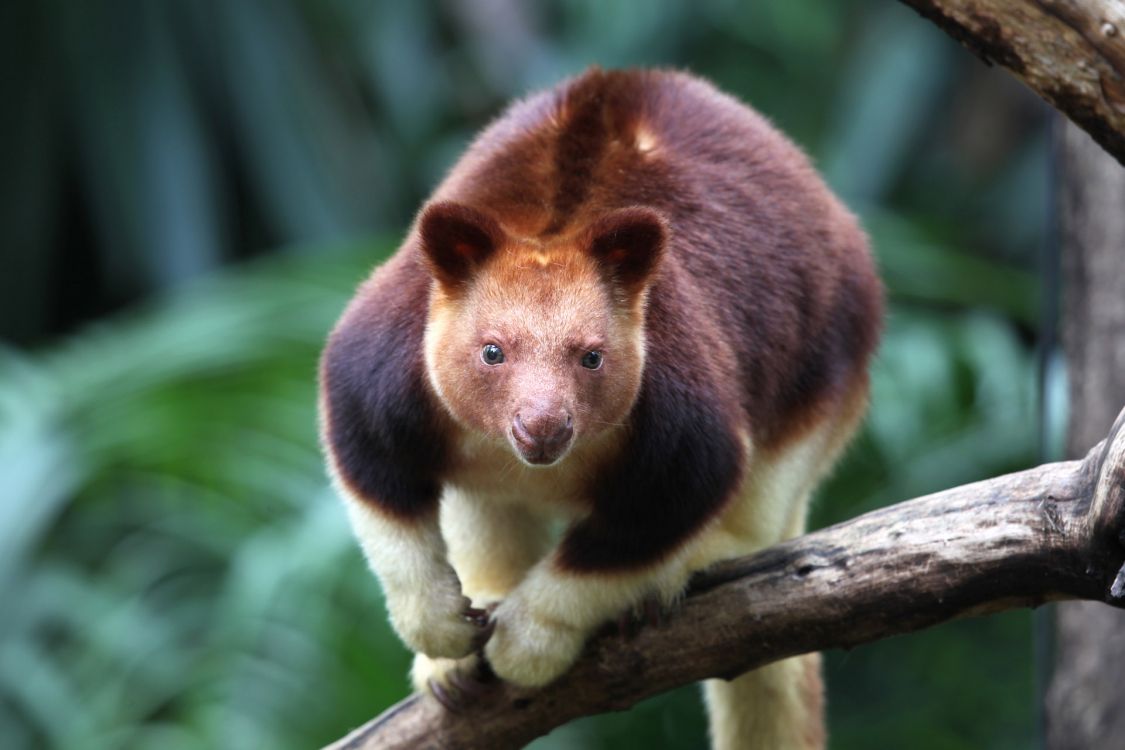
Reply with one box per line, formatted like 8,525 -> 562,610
512,412 -> 573,455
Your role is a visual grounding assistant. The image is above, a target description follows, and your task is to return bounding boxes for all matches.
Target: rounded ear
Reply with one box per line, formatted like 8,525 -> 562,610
586,207 -> 667,294
418,202 -> 505,288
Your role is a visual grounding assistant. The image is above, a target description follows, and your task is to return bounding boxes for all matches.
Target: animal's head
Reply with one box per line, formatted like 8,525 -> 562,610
419,201 -> 666,466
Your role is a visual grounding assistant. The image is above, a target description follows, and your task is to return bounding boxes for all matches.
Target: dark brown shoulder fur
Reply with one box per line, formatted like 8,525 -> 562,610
320,251 -> 450,519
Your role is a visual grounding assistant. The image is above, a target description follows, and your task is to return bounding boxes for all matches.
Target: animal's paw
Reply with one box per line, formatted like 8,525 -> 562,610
412,653 -> 497,712
386,573 -> 491,659
484,596 -> 587,688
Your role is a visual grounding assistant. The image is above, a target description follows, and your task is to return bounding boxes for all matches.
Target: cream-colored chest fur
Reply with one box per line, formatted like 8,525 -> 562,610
442,426 -> 623,517
436,425 -> 624,610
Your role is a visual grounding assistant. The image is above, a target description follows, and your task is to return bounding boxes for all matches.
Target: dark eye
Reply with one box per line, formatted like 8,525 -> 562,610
580,350 -> 603,370
481,344 -> 505,365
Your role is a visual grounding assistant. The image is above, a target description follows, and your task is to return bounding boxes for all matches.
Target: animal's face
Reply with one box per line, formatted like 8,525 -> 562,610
420,202 -> 664,466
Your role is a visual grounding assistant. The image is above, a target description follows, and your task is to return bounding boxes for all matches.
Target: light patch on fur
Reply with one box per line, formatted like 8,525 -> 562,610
634,125 -> 658,153
528,250 -> 553,268
422,296 -> 460,420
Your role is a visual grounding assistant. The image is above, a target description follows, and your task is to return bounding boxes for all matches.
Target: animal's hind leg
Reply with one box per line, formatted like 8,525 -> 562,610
700,482 -> 826,749
699,386 -> 866,748
412,492 -> 551,695
704,653 -> 825,750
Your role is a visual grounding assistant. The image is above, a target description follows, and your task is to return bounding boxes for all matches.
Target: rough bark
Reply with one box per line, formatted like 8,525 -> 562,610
1045,120 -> 1125,749
326,405 -> 1125,750
896,0 -> 1125,165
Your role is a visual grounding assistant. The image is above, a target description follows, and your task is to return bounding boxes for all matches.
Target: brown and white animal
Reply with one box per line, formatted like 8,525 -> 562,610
319,67 -> 882,749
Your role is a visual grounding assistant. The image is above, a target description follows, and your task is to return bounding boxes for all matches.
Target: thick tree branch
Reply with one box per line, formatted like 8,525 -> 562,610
326,405 -> 1125,750
896,0 -> 1125,165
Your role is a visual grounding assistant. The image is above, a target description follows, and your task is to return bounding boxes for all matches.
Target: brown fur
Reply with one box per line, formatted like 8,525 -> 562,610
429,67 -> 881,451
319,67 -> 882,746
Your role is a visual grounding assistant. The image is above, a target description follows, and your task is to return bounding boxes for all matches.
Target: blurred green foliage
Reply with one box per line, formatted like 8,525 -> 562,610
0,0 -> 1051,748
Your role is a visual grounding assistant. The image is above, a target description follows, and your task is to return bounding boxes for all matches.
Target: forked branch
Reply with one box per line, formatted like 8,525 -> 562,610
326,405 -> 1125,750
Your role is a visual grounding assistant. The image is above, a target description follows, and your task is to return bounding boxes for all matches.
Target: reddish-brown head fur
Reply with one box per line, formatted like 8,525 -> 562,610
420,201 -> 666,466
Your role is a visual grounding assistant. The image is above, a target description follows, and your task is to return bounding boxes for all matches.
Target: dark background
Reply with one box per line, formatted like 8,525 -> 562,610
0,1 -> 1057,747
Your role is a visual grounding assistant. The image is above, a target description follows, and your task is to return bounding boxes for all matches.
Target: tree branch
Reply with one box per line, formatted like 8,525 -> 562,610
895,0 -> 1125,165
325,405 -> 1125,750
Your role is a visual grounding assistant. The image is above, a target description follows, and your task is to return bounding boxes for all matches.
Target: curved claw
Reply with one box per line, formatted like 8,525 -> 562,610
449,659 -> 497,696
462,606 -> 490,628
428,657 -> 498,713
428,677 -> 465,713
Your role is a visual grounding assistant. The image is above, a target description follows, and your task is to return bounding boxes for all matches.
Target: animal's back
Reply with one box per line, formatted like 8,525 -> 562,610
432,67 -> 882,449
